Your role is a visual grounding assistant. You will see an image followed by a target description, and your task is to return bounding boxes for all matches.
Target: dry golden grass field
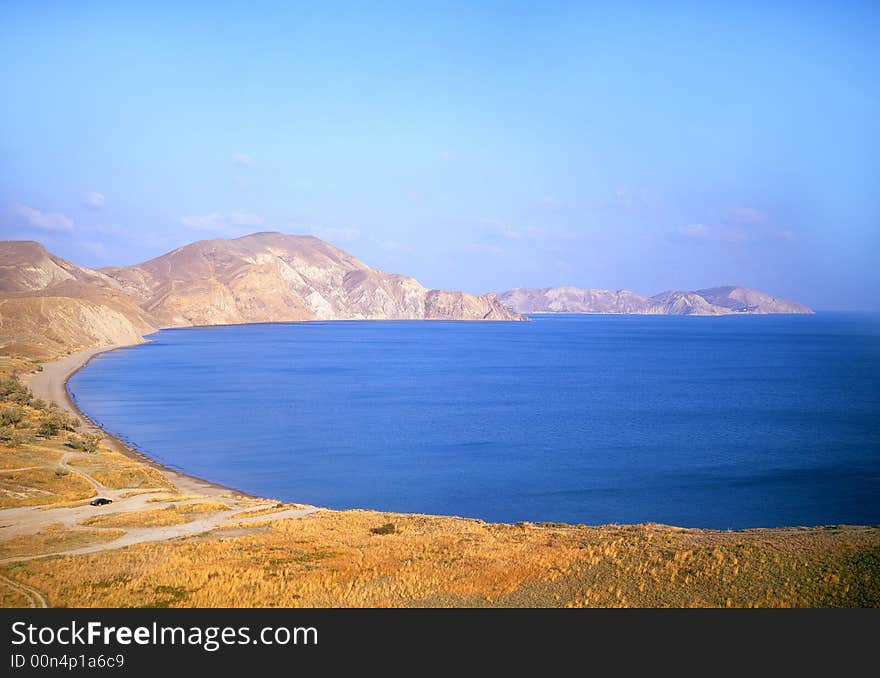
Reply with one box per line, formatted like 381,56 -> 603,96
1,355 -> 878,608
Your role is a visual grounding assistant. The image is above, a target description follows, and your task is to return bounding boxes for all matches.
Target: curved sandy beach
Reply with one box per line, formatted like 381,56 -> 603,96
22,343 -> 248,499
4,342 -> 879,609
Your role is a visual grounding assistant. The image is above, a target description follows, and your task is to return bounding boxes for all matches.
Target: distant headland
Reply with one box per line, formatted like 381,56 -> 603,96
499,285 -> 812,316
1,232 -> 811,359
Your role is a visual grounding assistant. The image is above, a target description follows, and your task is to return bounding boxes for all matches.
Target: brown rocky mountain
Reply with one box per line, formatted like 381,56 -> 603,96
498,287 -> 655,315
0,241 -> 119,292
0,242 -> 158,357
0,233 -> 521,358
499,285 -> 812,316
647,290 -> 733,315
100,232 -> 518,325
693,286 -> 813,314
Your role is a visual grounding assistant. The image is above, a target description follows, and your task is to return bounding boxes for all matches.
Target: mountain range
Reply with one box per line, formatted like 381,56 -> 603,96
499,286 -> 812,316
0,232 -> 812,358
0,232 -> 519,358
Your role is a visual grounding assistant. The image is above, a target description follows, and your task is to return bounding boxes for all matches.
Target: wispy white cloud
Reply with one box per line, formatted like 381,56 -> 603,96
81,191 -> 106,209
232,154 -> 254,167
180,212 -> 263,235
13,203 -> 75,232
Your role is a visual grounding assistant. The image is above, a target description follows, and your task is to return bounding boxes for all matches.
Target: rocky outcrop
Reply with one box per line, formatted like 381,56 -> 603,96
499,286 -> 812,316
424,289 -> 515,320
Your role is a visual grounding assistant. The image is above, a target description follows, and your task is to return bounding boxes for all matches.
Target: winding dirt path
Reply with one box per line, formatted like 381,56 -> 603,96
0,573 -> 47,608
0,494 -> 319,605
0,504 -> 320,565
22,345 -> 245,499
3,348 -> 322,606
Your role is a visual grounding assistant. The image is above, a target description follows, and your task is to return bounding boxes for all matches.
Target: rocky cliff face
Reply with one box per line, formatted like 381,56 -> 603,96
0,233 -> 521,358
0,243 -> 158,357
0,294 -> 153,358
499,286 -> 812,316
100,232 -> 520,326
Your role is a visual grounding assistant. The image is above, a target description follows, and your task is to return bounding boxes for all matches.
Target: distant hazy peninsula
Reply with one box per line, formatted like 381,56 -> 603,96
0,232 -> 521,358
499,286 -> 813,316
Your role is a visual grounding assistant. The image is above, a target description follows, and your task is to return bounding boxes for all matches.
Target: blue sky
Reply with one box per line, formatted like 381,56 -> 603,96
1,1 -> 878,309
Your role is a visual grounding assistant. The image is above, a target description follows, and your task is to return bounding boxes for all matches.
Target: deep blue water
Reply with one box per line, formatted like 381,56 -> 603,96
68,314 -> 880,529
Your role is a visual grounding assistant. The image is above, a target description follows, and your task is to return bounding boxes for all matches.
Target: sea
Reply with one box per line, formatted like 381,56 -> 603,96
68,313 -> 880,529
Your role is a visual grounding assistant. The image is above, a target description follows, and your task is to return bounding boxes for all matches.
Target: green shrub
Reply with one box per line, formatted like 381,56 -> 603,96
67,432 -> 102,453
37,406 -> 80,437
0,406 -> 25,426
0,375 -> 33,406
370,523 -> 396,535
38,421 -> 58,437
0,426 -> 28,447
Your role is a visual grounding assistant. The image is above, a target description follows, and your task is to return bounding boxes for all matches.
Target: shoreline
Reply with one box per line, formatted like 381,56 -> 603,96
23,341 -> 253,500
19,331 -> 874,532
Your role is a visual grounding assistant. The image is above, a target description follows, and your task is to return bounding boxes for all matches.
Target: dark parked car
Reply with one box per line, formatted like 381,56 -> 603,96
90,497 -> 113,506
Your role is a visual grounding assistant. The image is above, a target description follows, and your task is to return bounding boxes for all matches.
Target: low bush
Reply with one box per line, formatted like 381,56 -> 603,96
0,406 -> 25,426
66,433 -> 102,453
370,522 -> 397,535
0,375 -> 33,406
0,426 -> 29,447
38,406 -> 80,437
